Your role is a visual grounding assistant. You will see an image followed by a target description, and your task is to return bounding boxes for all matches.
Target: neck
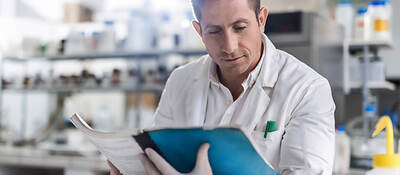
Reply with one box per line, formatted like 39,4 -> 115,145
218,67 -> 245,100
218,41 -> 264,100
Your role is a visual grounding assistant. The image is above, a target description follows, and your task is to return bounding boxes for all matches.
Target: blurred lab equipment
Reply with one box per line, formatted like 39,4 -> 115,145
354,8 -> 371,40
157,12 -> 176,50
21,37 -> 42,58
347,104 -> 387,169
349,56 -> 386,83
368,0 -> 392,41
124,10 -> 155,51
97,21 -> 116,53
64,31 -> 88,55
335,0 -> 354,39
63,3 -> 93,23
333,125 -> 351,174
366,116 -> 400,175
93,105 -> 116,131
179,11 -> 204,50
265,11 -> 342,78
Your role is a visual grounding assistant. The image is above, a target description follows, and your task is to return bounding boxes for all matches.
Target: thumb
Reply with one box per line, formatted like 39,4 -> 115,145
190,143 -> 213,175
145,148 -> 181,175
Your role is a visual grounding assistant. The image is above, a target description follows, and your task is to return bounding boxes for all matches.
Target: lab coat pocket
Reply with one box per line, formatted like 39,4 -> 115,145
252,128 -> 284,142
251,129 -> 284,169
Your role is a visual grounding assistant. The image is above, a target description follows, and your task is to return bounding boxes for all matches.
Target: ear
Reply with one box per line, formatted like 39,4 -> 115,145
257,7 -> 268,33
192,21 -> 203,38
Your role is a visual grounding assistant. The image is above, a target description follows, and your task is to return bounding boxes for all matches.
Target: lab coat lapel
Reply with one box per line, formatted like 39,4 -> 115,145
232,35 -> 278,132
184,57 -> 211,126
231,80 -> 271,132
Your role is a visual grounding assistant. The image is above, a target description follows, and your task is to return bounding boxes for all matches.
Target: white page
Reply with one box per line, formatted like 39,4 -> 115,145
70,113 -> 144,174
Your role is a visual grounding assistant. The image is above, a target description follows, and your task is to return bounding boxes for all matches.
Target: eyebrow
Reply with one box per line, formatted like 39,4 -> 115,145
204,18 -> 250,30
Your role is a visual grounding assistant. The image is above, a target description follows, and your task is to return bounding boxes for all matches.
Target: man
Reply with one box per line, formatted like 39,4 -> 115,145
110,0 -> 335,174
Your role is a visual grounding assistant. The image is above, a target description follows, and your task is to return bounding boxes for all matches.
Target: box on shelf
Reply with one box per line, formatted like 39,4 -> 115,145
63,3 -> 93,23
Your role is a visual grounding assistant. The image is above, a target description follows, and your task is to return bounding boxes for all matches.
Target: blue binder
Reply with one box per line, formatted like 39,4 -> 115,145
134,127 -> 280,175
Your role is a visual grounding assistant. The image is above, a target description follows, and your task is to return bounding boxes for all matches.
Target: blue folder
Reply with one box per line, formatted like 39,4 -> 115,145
133,127 -> 280,175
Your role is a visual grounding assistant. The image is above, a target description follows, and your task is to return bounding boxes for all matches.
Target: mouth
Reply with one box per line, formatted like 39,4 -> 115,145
223,55 -> 245,62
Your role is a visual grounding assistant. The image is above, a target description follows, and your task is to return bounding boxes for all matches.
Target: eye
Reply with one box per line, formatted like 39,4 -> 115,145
209,30 -> 220,35
234,26 -> 246,32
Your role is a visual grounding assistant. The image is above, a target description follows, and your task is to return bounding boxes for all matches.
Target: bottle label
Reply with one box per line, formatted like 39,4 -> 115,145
357,21 -> 364,28
374,19 -> 389,32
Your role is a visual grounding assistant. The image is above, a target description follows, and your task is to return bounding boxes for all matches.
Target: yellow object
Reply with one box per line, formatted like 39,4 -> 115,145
371,116 -> 400,168
374,19 -> 389,32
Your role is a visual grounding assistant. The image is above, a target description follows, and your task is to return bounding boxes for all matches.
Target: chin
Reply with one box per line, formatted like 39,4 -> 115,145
225,64 -> 249,76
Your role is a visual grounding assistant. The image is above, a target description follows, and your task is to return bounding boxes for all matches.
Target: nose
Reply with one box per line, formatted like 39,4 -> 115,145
221,32 -> 238,55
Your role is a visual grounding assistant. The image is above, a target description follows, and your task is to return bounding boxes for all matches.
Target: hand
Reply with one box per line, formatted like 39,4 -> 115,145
140,143 -> 213,175
107,160 -> 122,175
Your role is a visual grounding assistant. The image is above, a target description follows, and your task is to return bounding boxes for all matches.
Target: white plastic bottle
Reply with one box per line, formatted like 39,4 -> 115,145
354,8 -> 371,40
366,116 -> 400,175
157,13 -> 175,50
333,125 -> 351,174
124,10 -> 154,51
98,21 -> 116,53
335,0 -> 354,39
368,0 -> 392,41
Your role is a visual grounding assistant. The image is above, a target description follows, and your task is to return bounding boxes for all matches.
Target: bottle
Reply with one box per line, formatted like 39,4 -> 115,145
366,116 -> 400,175
157,12 -> 175,50
124,10 -> 154,51
368,0 -> 392,41
335,0 -> 354,39
65,31 -> 88,55
364,105 -> 378,139
354,8 -> 371,40
333,125 -> 351,174
98,20 -> 116,53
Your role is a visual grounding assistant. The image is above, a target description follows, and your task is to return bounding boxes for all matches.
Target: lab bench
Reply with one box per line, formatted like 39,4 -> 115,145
0,145 -> 371,175
0,145 -> 143,174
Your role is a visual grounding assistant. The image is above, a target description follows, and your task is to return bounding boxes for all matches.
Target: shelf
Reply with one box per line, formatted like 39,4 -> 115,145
2,49 -> 207,61
2,85 -> 164,93
348,40 -> 393,51
0,145 -> 114,172
349,81 -> 395,91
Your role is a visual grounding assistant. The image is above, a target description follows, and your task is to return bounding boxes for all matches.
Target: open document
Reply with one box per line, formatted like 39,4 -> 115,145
70,113 -> 280,175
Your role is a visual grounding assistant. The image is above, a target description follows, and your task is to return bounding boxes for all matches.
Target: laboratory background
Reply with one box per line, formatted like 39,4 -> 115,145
0,0 -> 399,174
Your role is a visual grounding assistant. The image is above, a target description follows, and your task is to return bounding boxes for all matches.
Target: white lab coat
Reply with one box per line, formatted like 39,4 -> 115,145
153,35 -> 336,175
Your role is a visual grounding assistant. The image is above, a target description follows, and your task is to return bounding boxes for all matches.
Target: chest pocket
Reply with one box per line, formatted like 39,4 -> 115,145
252,128 -> 284,142
251,128 -> 284,171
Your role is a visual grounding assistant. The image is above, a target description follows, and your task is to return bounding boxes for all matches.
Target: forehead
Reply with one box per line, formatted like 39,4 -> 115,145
200,0 -> 255,27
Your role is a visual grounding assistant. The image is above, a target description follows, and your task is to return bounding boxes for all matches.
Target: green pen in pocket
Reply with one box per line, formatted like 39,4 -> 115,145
264,121 -> 276,138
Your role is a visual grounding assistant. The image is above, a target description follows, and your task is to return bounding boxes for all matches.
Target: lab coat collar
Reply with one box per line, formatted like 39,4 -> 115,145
244,35 -> 268,89
259,34 -> 279,88
208,48 -> 265,90
208,61 -> 221,88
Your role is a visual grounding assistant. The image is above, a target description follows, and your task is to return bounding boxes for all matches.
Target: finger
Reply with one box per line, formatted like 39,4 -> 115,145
107,160 -> 122,175
191,143 -> 213,174
139,153 -> 161,175
145,148 -> 181,175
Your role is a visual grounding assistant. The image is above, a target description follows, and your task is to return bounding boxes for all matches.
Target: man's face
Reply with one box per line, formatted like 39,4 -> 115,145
194,0 -> 267,76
